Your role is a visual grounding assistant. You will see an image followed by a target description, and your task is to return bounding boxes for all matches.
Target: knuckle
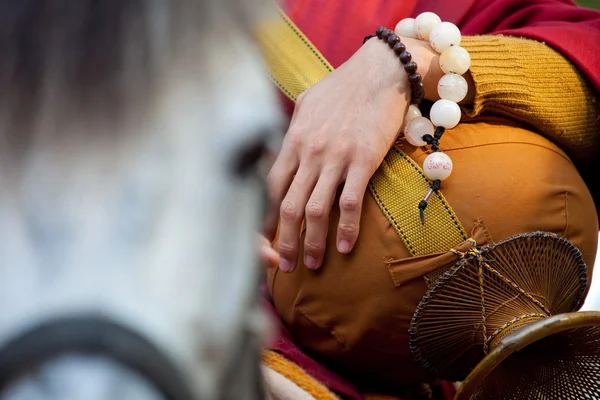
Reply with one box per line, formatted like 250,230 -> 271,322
331,142 -> 352,159
338,222 -> 358,236
305,201 -> 327,220
277,241 -> 296,257
340,193 -> 360,212
280,200 -> 300,221
307,139 -> 325,157
286,129 -> 303,149
303,239 -> 324,254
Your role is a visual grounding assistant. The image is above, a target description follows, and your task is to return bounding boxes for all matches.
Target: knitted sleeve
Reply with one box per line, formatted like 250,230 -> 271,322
460,35 -> 600,172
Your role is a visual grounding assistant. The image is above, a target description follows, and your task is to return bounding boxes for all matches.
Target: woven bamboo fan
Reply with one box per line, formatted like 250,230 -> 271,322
409,232 -> 589,383
454,311 -> 600,399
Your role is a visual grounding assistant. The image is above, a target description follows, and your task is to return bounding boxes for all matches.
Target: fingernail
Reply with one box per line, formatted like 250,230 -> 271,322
338,240 -> 350,254
304,255 -> 318,269
279,258 -> 293,272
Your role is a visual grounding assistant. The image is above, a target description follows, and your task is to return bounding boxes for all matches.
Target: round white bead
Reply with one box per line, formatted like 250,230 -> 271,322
437,74 -> 468,103
395,18 -> 416,38
404,116 -> 434,147
414,12 -> 441,40
439,45 -> 471,75
423,152 -> 453,181
429,22 -> 461,53
430,99 -> 462,129
405,105 -> 422,124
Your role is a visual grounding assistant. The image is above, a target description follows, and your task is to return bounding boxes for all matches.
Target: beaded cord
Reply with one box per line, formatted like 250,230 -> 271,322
364,14 -> 471,224
418,126 -> 445,223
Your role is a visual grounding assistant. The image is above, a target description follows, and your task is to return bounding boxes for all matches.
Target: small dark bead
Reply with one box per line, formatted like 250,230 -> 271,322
412,91 -> 425,104
387,34 -> 400,47
404,61 -> 418,74
408,73 -> 422,85
422,135 -> 434,146
393,42 -> 406,55
411,97 -> 424,105
381,29 -> 392,41
399,51 -> 412,64
412,91 -> 425,102
376,26 -> 386,39
412,89 -> 424,98
363,34 -> 376,44
434,127 -> 446,139
411,82 -> 425,93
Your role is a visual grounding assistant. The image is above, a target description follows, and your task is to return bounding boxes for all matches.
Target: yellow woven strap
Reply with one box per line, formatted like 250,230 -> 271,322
256,7 -> 333,101
257,7 -> 468,256
370,148 -> 468,256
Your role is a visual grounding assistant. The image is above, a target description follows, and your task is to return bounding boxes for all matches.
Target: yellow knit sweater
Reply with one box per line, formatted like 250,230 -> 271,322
460,35 -> 600,201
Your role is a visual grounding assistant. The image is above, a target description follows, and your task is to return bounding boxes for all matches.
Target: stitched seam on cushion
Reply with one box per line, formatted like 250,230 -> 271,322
385,260 -> 401,288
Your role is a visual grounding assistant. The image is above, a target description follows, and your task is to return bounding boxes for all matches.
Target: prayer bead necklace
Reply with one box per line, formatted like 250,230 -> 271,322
366,12 -> 471,223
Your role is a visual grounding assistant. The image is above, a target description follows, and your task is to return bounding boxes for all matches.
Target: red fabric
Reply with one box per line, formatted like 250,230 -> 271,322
282,0 -> 600,92
282,0 -> 417,68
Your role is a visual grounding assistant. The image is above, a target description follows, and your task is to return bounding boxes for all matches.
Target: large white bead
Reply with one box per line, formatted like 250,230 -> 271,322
430,99 -> 461,129
423,152 -> 453,181
437,74 -> 468,103
429,22 -> 461,53
405,105 -> 422,124
414,12 -> 441,40
404,116 -> 434,147
439,45 -> 471,75
395,18 -> 416,38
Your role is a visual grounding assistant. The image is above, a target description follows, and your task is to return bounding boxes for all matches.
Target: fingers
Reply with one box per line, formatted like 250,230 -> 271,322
257,234 -> 280,269
261,246 -> 281,269
264,149 -> 298,241
257,233 -> 271,248
276,166 -> 318,273
336,166 -> 370,254
302,165 -> 344,269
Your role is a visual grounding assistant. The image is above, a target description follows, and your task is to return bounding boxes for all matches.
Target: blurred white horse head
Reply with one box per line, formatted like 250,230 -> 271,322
0,1 -> 281,399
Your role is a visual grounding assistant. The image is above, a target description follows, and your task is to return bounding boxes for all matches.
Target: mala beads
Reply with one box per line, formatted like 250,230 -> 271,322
366,13 -> 471,224
397,13 -> 471,223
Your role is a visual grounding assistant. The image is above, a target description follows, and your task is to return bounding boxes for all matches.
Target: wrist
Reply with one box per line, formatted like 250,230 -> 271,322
359,37 -> 412,91
399,37 -> 442,102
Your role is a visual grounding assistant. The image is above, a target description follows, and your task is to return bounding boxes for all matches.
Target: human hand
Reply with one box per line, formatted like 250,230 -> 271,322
264,38 -> 417,272
258,234 -> 280,269
264,33 -> 475,273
